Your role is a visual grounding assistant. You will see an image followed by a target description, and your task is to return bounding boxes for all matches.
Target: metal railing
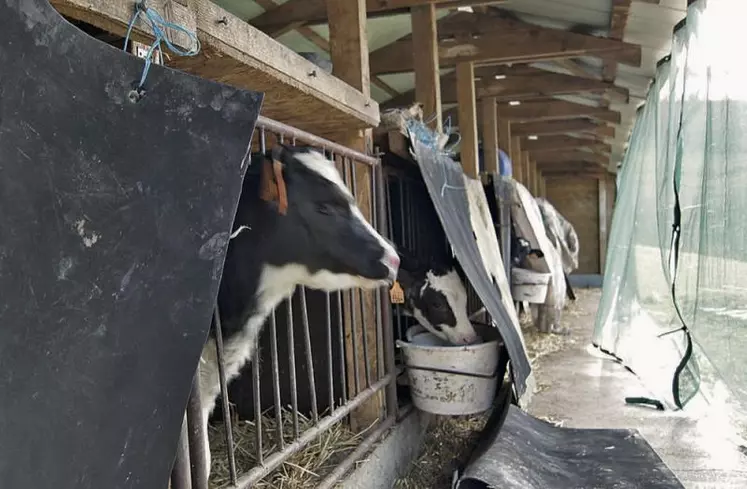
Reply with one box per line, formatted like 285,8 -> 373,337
170,116 -> 397,489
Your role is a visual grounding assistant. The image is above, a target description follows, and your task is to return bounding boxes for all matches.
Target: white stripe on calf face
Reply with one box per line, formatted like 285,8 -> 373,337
424,269 -> 479,345
294,150 -> 399,281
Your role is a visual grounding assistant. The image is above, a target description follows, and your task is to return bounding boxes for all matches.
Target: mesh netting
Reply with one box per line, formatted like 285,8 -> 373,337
593,0 -> 747,415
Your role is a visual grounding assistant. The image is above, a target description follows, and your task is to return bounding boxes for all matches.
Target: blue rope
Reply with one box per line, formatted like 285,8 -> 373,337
123,1 -> 201,91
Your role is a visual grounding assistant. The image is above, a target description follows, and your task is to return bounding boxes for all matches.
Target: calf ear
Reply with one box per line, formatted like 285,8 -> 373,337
397,268 -> 415,290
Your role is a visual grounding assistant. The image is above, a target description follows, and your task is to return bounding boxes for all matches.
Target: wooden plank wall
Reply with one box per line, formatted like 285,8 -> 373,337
545,176 -> 601,274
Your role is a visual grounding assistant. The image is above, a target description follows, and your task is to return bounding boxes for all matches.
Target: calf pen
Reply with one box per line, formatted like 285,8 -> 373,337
380,152 -> 491,406
170,117 -> 399,489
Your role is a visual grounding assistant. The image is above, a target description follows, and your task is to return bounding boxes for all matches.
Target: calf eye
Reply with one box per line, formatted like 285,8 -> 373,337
317,203 -> 334,215
430,301 -> 445,310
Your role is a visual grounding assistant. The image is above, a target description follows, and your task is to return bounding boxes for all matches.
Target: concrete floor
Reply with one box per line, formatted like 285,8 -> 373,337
527,288 -> 747,489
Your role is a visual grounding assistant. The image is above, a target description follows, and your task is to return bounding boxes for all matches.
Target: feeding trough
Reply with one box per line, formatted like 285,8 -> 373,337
511,267 -> 552,304
397,324 -> 502,415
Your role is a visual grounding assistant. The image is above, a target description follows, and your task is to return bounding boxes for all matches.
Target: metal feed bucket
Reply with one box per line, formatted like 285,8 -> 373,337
396,324 -> 502,415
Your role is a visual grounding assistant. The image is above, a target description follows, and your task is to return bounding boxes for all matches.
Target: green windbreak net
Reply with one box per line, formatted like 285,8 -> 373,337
593,0 -> 747,414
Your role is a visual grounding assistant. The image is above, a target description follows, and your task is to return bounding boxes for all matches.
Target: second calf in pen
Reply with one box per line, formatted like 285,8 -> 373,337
396,252 -> 479,345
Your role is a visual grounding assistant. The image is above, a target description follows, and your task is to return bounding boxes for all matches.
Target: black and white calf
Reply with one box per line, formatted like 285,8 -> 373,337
396,252 -> 479,345
197,144 -> 400,474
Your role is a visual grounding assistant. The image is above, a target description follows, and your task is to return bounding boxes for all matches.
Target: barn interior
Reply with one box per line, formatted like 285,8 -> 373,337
7,0 -> 747,488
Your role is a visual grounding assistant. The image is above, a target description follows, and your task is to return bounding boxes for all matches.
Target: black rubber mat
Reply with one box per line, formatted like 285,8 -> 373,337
0,2 -> 262,488
456,405 -> 684,489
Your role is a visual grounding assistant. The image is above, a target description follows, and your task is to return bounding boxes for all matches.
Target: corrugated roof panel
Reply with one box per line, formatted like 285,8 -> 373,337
501,0 -> 611,29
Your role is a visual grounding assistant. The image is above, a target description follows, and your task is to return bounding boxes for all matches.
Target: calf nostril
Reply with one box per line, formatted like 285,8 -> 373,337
388,254 -> 400,269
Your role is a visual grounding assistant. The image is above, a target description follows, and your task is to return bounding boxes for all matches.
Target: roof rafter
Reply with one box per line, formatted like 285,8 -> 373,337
511,119 -> 615,139
251,0 -> 506,37
383,65 -> 628,108
534,150 -> 609,166
523,135 -> 612,154
370,11 -> 642,75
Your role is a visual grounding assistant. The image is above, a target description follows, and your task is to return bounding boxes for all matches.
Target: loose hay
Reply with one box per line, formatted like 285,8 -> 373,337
208,406 -> 376,489
520,289 -> 596,371
393,413 -> 491,489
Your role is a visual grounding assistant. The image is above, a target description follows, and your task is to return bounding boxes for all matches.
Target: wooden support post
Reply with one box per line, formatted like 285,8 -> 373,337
456,61 -> 478,178
327,0 -> 380,430
328,0 -> 369,97
497,110 -> 511,176
538,171 -> 546,197
411,4 -> 442,133
481,97 -> 498,174
598,176 -> 608,273
511,135 -> 523,183
522,152 -> 533,195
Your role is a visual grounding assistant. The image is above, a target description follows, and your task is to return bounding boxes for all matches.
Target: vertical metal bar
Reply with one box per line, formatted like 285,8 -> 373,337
398,178 -> 407,250
170,417 -> 192,489
349,282 -> 361,394
371,164 -> 384,382
259,127 -> 266,153
251,348 -> 264,465
336,290 -> 348,404
286,293 -> 300,438
376,161 -> 399,420
325,292 -> 335,411
212,308 -> 238,485
299,286 -> 319,423
350,160 -> 372,388
384,175 -> 403,342
186,375 -> 208,489
342,158 -> 361,395
268,310 -> 284,449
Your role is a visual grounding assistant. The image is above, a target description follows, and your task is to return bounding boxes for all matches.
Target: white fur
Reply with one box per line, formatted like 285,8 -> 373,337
295,150 -> 399,279
413,269 -> 479,345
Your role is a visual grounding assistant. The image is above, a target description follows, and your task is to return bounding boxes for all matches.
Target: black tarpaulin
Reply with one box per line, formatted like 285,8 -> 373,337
410,141 -> 531,400
0,2 -> 262,488
456,405 -> 684,489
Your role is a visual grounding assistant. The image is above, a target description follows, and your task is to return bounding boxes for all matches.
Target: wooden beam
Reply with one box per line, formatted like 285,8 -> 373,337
498,100 -> 621,124
412,4 -> 442,132
538,170 -> 546,197
252,0 -> 507,36
370,12 -> 642,74
481,97 -> 498,173
511,136 -> 523,183
51,0 -> 379,138
497,109 -> 512,172
535,151 -> 609,166
554,58 -> 598,79
523,152 -> 535,195
523,135 -> 612,154
326,0 -> 379,430
383,67 -> 628,108
456,62 -> 479,178
372,77 -> 400,99
602,0 -> 633,82
328,0 -> 370,96
511,119 -> 615,138
530,142 -> 611,157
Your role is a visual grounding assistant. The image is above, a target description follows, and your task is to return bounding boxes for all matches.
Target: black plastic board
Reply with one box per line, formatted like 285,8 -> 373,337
457,405 -> 684,489
410,142 -> 531,399
0,2 -> 263,488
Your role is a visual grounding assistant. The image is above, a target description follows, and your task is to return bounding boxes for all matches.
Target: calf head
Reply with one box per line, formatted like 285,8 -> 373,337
397,254 -> 479,345
259,144 -> 399,291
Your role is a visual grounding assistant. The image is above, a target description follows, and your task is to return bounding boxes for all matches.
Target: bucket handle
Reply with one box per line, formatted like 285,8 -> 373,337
404,364 -> 499,380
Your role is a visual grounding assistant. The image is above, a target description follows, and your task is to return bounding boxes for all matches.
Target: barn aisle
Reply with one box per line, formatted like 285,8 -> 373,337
528,288 -> 747,489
